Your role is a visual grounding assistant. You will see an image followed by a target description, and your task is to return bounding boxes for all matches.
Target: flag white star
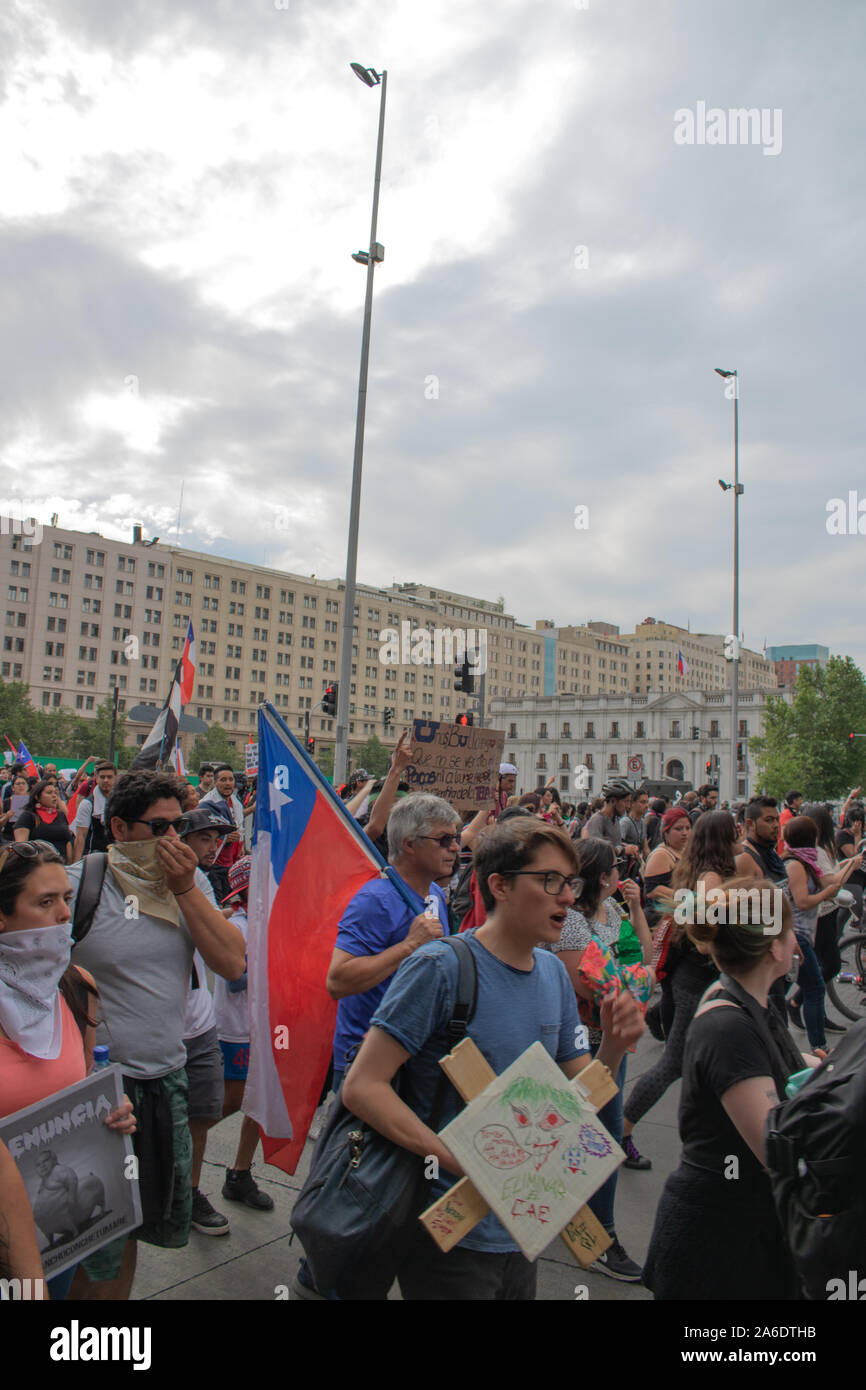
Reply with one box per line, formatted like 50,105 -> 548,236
268,778 -> 293,825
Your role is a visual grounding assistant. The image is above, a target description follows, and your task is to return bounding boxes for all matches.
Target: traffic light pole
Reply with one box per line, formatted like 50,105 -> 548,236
477,671 -> 486,728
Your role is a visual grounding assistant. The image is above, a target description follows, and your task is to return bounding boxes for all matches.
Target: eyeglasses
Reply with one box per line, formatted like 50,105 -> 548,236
127,816 -> 190,837
0,840 -> 57,873
502,871 -> 584,896
419,834 -> 461,849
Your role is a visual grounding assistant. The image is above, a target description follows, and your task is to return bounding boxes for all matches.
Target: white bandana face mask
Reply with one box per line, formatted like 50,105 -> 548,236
0,923 -> 73,1060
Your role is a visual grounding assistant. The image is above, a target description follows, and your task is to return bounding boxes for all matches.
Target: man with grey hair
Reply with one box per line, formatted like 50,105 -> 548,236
325,794 -> 461,1090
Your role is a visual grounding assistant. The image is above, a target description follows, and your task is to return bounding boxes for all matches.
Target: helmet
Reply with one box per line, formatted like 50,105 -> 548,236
601,779 -> 635,801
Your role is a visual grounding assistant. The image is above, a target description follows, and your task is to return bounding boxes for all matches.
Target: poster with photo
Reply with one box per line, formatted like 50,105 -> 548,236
0,1066 -> 142,1279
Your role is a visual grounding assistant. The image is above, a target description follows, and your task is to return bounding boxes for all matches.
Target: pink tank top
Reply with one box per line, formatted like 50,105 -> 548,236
0,996 -> 87,1119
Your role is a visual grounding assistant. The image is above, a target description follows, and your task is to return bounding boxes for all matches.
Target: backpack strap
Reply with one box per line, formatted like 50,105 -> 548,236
72,852 -> 108,946
429,934 -> 479,1130
715,972 -> 802,1099
439,934 -> 478,1047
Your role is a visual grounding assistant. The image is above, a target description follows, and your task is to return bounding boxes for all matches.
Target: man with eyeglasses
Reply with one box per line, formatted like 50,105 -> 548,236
65,771 -> 245,1302
340,816 -> 645,1301
325,794 -> 461,1092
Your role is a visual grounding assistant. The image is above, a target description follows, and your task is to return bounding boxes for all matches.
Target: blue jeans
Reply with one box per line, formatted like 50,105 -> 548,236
587,1048 -> 626,1235
795,932 -> 826,1050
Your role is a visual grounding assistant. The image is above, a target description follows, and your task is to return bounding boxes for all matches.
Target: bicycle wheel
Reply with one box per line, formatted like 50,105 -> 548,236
825,932 -> 866,1023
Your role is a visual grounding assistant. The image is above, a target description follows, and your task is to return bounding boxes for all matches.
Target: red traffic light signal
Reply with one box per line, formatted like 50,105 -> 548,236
456,712 -> 474,727
306,736 -> 316,755
705,760 -> 712,774
849,732 -> 856,748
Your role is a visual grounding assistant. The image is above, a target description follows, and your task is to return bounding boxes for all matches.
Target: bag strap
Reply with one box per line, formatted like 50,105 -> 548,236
428,934 -> 478,1131
716,972 -> 800,1099
72,852 -> 108,946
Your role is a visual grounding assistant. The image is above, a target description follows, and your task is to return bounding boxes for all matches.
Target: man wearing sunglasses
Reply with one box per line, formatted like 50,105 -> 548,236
65,771 -> 245,1302
325,795 -> 461,1092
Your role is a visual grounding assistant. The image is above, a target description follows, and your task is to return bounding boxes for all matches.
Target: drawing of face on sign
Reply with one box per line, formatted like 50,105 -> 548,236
473,1077 -> 598,1176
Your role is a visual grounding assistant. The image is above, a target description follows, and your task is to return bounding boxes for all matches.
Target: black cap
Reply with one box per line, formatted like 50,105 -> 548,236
180,808 -> 234,837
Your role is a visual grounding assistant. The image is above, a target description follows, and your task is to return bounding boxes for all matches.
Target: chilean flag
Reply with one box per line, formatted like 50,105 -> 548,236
677,650 -> 689,676
17,740 -> 39,778
244,703 -> 404,1174
179,620 -> 196,705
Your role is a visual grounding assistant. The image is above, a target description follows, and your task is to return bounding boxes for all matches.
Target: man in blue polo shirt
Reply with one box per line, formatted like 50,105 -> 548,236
325,794 -> 461,1088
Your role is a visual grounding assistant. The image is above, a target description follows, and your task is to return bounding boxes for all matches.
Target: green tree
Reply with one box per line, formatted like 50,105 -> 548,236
190,723 -> 237,770
349,734 -> 390,779
750,657 -> 866,799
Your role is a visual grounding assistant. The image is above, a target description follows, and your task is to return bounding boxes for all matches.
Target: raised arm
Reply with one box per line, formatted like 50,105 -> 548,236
156,837 -> 245,979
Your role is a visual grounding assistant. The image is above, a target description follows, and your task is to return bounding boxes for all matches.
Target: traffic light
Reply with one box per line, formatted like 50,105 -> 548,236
383,706 -> 394,728
306,736 -> 316,756
849,732 -> 856,749
705,759 -> 712,775
737,742 -> 743,759
454,658 -> 475,695
322,682 -> 338,717
456,712 -> 474,727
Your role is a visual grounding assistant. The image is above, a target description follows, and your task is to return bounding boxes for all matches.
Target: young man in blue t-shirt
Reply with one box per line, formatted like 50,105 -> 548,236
342,818 -> 645,1300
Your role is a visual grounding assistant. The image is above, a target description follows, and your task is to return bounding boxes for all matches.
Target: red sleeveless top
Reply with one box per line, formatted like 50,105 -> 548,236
0,996 -> 87,1119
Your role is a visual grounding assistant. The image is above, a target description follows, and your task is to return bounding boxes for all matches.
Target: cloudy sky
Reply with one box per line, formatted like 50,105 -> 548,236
2,0 -> 865,671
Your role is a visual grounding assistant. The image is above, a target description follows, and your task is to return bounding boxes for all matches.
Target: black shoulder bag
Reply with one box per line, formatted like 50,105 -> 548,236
290,934 -> 478,1300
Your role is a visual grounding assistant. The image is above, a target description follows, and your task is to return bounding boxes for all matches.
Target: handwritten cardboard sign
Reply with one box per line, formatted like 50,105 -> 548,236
438,1042 -> 623,1262
407,720 -> 505,813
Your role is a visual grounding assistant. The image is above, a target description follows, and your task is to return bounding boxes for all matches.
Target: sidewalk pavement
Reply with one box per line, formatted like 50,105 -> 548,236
134,1031 -> 679,1302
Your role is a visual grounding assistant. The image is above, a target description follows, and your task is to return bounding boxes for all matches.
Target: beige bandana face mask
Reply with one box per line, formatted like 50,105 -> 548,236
107,840 -> 181,927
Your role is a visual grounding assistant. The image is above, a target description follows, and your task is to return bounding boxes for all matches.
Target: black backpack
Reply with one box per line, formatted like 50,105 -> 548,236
765,1018 -> 866,1299
81,797 -> 111,855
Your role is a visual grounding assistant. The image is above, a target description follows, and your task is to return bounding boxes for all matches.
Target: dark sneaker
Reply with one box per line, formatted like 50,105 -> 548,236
590,1235 -> 643,1282
191,1188 -> 230,1235
787,1001 -> 804,1030
222,1167 -> 275,1211
645,1002 -> 665,1042
623,1135 -> 652,1170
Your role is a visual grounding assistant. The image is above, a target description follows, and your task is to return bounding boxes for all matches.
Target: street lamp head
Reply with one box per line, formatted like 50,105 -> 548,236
351,251 -> 369,265
350,62 -> 380,87
718,479 -> 730,491
714,367 -> 736,378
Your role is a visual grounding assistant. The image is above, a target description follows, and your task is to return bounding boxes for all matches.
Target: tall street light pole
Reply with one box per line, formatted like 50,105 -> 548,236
334,63 -> 387,787
715,367 -> 741,804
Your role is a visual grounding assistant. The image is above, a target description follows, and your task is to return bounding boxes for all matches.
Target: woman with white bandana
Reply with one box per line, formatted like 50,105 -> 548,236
0,841 -> 135,1299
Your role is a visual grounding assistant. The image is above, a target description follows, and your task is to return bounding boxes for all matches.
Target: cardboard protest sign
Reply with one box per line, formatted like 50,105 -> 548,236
245,741 -> 259,776
437,1042 -> 623,1262
0,1067 -> 142,1279
407,720 -> 504,813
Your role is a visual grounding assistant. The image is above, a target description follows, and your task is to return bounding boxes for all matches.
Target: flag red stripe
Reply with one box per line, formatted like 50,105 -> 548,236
260,791 -> 380,1174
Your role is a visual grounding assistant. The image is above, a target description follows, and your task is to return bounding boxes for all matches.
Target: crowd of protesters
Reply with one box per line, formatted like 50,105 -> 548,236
2,739 -> 864,1303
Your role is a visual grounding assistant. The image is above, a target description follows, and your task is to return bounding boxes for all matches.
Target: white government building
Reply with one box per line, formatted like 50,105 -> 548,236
489,687 -> 793,804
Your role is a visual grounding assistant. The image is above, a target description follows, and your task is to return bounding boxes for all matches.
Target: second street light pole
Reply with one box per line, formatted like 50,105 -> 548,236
715,367 -> 741,804
334,64 -> 388,788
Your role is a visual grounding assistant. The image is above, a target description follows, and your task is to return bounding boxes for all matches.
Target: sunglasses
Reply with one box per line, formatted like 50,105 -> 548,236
419,834 -> 461,849
127,816 -> 190,837
0,840 -> 59,873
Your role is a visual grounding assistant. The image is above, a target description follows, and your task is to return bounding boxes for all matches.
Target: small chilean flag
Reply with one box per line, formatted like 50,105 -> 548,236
677,650 -> 689,676
179,620 -> 196,705
244,702 -> 404,1174
17,740 -> 39,778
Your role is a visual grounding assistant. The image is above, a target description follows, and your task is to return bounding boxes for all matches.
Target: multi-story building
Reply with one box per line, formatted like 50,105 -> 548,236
621,617 -> 776,695
491,688 -> 792,804
0,519 -> 781,768
764,643 -> 829,687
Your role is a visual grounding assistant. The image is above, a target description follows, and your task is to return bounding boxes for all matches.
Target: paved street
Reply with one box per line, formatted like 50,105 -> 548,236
135,1031 -> 678,1301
